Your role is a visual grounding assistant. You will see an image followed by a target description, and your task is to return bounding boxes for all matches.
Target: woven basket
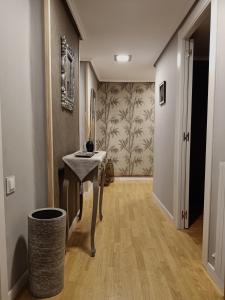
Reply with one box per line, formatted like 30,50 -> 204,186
104,159 -> 114,186
28,208 -> 66,298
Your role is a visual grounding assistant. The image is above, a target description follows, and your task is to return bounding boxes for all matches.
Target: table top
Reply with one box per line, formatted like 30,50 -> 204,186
63,151 -> 106,182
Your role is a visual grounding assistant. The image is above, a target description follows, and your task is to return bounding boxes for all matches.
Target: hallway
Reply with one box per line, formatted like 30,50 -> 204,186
17,180 -> 222,300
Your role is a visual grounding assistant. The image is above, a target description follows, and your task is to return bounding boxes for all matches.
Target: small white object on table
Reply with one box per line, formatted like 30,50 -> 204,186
62,151 -> 106,256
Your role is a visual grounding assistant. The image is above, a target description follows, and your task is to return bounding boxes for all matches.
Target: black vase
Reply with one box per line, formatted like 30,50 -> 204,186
86,140 -> 94,152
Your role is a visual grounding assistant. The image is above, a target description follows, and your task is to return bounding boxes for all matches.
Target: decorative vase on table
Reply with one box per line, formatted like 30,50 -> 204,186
86,139 -> 94,152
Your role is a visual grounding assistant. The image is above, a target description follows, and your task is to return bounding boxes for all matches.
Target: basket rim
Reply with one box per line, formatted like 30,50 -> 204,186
28,208 -> 66,221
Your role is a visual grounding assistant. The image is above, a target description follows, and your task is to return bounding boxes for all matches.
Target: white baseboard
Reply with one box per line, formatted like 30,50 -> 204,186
206,262 -> 224,294
152,192 -> 174,220
8,270 -> 28,300
115,177 -> 153,182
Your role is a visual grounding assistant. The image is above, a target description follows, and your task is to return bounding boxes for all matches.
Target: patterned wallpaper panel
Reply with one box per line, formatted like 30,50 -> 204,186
96,82 -> 155,176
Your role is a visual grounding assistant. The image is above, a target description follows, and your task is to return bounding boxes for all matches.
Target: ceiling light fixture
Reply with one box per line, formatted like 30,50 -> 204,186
114,54 -> 132,63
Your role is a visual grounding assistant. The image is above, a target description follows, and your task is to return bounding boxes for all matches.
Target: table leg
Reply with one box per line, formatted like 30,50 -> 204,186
78,182 -> 83,221
63,178 -> 70,240
99,167 -> 105,221
91,178 -> 99,257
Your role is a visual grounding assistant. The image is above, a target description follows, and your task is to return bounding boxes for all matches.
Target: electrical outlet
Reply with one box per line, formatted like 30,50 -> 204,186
5,176 -> 16,195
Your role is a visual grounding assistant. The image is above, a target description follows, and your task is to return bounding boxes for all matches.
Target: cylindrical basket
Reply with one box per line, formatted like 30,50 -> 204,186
28,208 -> 66,298
104,159 -> 115,186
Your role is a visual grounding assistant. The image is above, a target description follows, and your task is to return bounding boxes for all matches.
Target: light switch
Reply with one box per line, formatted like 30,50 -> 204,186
5,175 -> 16,195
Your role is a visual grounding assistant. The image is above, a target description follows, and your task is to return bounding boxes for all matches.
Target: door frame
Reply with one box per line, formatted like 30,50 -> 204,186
44,0 -> 55,207
0,100 -> 9,300
173,0 -> 219,280
184,39 -> 194,229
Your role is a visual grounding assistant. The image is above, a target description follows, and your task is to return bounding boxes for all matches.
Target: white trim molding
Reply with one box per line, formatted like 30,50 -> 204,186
174,0 -> 212,229
206,262 -> 224,293
115,177 -> 153,182
80,59 -> 100,82
153,193 -> 174,221
8,271 -> 28,300
44,0 -> 54,207
202,0 -> 218,267
214,162 -> 225,287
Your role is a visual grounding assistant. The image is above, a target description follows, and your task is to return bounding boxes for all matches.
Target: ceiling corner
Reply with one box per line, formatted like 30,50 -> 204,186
66,0 -> 87,40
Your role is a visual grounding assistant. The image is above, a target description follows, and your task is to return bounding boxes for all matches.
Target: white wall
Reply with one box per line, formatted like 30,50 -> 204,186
0,0 -> 47,291
153,35 -> 178,216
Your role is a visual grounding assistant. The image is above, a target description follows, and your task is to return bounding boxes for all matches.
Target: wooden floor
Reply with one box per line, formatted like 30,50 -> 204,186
17,180 -> 223,300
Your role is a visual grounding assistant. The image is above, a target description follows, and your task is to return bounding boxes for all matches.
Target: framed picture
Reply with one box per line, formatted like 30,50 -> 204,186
61,36 -> 75,111
159,81 -> 166,105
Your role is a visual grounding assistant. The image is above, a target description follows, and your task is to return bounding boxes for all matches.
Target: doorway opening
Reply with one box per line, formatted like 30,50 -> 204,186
184,8 -> 211,246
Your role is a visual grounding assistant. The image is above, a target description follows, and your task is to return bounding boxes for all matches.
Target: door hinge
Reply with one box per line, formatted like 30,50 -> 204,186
182,210 -> 185,219
183,132 -> 190,142
182,210 -> 188,219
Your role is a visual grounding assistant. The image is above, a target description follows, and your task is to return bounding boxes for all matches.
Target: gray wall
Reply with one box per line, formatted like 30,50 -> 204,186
79,62 -> 98,192
85,62 -> 98,141
209,0 -> 225,265
79,62 -> 98,149
50,0 -> 80,219
0,0 -> 47,289
153,35 -> 178,215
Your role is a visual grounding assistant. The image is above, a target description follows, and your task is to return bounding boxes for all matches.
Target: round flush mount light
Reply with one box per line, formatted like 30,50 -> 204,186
114,54 -> 132,63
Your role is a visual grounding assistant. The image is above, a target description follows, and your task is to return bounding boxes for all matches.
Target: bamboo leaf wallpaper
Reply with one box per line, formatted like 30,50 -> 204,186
96,82 -> 155,176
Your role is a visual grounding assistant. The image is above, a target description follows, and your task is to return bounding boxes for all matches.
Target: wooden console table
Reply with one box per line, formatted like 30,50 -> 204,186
62,151 -> 106,256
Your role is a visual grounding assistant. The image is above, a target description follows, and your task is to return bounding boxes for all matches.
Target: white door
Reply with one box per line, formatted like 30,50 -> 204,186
183,39 -> 194,229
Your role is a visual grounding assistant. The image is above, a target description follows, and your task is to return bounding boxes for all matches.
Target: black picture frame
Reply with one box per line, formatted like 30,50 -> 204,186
159,81 -> 166,105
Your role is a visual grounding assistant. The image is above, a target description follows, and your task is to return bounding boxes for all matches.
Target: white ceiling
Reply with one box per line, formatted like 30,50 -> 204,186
69,0 -> 196,82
